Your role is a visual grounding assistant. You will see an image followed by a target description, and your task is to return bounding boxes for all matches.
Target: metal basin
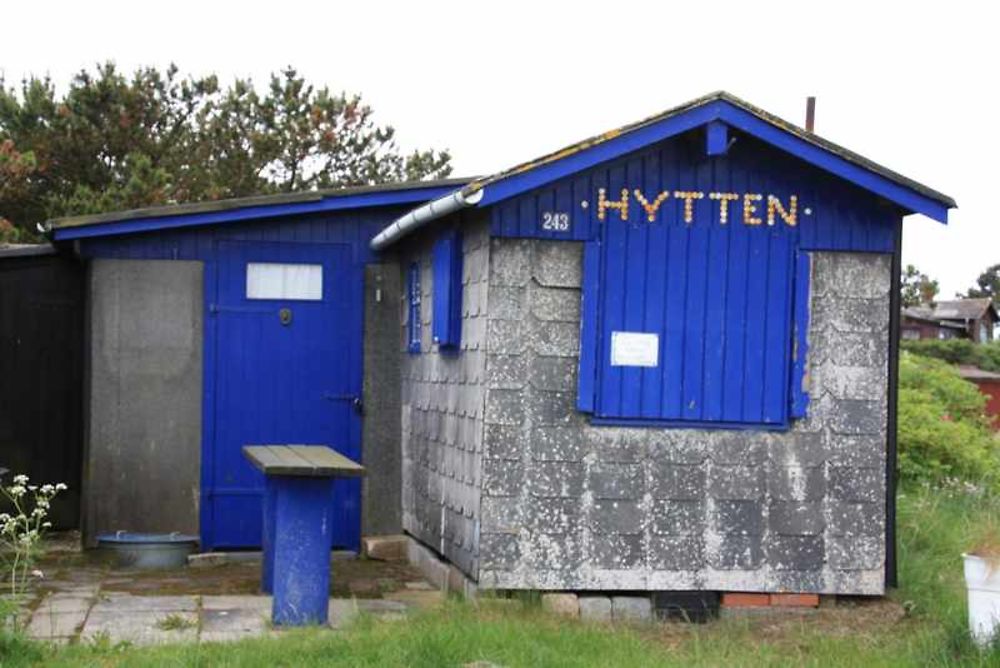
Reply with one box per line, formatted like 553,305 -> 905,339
97,532 -> 199,569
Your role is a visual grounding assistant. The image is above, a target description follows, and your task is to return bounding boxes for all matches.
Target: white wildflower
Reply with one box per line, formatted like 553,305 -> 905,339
12,474 -> 28,485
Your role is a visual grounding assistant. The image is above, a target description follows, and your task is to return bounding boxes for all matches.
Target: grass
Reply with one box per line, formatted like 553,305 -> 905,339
154,614 -> 197,632
2,486 -> 1000,666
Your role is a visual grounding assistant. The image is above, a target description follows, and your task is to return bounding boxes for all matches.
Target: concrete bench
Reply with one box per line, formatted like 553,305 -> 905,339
243,445 -> 365,626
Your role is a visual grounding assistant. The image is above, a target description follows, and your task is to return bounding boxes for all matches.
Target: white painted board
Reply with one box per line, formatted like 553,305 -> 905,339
610,331 -> 659,367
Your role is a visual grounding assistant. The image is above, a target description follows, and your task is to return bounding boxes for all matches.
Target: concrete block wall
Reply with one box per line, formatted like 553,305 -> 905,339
476,241 -> 891,596
399,217 -> 491,578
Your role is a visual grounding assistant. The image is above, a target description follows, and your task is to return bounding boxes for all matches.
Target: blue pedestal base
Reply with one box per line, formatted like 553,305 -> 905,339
266,476 -> 335,626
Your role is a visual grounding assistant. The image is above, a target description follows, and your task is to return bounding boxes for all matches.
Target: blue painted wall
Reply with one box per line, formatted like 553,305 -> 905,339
488,129 -> 901,427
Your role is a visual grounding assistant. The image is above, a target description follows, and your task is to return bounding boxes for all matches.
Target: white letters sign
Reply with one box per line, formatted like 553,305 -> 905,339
610,331 -> 659,368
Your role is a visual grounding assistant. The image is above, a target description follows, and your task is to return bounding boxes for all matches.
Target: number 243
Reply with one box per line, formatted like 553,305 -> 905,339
541,212 -> 570,232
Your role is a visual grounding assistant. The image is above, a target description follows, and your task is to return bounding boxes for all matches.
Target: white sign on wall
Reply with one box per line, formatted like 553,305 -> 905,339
610,331 -> 660,368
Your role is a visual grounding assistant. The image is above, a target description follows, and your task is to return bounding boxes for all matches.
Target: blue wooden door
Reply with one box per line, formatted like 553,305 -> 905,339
205,241 -> 361,549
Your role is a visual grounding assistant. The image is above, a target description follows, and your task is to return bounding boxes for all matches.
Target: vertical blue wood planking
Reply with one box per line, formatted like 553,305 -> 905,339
621,156 -> 647,416
640,149 -> 666,418
790,252 -> 812,418
577,240 -> 601,412
762,233 -> 793,423
432,231 -> 463,349
599,162 -> 627,415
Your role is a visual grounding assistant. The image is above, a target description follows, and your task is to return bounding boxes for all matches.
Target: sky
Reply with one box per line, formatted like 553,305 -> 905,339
2,1 -> 994,296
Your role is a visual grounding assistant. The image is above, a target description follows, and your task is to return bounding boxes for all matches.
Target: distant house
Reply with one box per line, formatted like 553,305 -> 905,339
956,366 -> 1000,429
901,298 -> 998,343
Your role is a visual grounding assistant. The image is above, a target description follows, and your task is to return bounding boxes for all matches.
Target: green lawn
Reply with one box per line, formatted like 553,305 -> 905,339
3,487 -> 999,667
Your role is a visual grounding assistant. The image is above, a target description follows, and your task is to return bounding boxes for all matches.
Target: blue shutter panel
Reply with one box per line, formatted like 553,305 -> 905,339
432,231 -> 463,350
407,263 -> 421,354
790,252 -> 812,418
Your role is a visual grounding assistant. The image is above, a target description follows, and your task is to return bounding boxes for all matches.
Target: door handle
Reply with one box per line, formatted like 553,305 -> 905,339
322,393 -> 364,416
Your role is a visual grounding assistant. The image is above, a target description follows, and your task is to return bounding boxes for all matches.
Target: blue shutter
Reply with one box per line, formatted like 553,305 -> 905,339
432,231 -> 463,350
790,252 -> 812,418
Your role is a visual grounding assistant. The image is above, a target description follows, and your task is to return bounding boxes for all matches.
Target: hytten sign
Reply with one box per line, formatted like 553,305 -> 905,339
587,188 -> 810,227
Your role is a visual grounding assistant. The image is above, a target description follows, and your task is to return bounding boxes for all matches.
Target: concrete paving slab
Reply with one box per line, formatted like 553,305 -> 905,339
328,599 -> 361,630
35,594 -> 95,615
27,610 -> 87,638
201,608 -> 268,635
82,609 -> 198,646
92,593 -> 198,612
202,595 -> 271,612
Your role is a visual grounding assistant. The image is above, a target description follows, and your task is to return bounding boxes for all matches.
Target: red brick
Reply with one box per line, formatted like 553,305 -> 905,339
721,592 -> 770,608
769,593 -> 819,608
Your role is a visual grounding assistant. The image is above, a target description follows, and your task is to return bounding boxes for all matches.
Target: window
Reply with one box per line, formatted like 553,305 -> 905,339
246,263 -> 322,300
407,263 -> 422,353
901,328 -> 920,340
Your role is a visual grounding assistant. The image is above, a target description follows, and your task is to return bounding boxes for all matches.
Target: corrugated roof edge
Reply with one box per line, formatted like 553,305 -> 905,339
461,91 -> 956,208
47,177 -> 475,231
0,244 -> 56,258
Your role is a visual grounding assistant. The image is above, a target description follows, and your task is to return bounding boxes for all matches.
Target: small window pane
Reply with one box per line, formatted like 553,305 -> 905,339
246,263 -> 323,300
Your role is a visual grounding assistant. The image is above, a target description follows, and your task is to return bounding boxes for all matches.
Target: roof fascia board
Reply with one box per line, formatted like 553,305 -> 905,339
716,105 -> 950,224
475,103 -> 723,206
51,186 -> 460,241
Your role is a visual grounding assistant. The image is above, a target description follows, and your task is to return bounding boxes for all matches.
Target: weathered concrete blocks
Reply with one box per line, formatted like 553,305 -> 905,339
708,465 -> 765,500
529,356 -> 577,392
829,467 -> 883,503
531,243 -> 583,288
649,462 -> 706,499
767,465 -> 825,501
530,321 -> 580,357
532,532 -> 584,570
590,463 -> 644,499
768,536 -> 825,571
488,286 -> 526,320
827,434 -> 885,468
482,460 -> 524,496
768,432 -> 825,466
650,499 -> 704,535
530,286 -> 581,322
828,535 -> 883,570
486,355 -> 528,390
530,426 -> 586,462
712,500 -> 764,535
530,462 -> 585,498
490,240 -> 531,287
527,390 -> 576,426
828,501 -> 884,536
526,498 -> 582,532
649,535 -> 704,570
711,534 -> 764,570
484,389 -> 524,425
484,424 -> 521,460
591,500 -> 643,534
592,533 -> 644,569
768,501 -> 825,535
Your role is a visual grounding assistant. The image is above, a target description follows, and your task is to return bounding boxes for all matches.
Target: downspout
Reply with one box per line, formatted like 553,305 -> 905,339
369,187 -> 484,251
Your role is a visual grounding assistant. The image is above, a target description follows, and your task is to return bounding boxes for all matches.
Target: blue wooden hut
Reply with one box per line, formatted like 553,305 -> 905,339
49,92 -> 954,601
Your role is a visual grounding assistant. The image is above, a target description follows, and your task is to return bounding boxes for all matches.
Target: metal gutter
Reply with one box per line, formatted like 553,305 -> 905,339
369,187 -> 484,251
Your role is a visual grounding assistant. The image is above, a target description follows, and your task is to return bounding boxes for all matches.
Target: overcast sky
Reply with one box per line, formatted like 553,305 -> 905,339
3,1 -> 993,295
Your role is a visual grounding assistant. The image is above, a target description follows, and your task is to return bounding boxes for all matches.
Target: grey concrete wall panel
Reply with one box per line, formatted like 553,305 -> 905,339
83,259 -> 203,546
362,263 -> 403,535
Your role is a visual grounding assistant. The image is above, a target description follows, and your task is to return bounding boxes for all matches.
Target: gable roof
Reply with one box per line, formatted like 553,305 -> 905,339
902,298 -> 997,325
371,91 -> 955,250
933,298 -> 997,321
47,177 -> 473,241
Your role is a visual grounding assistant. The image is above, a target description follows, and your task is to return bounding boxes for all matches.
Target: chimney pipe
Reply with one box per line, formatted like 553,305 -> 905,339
805,96 -> 816,133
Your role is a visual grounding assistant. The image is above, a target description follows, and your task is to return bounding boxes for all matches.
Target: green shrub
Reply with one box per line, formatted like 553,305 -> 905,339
901,338 -> 1000,373
898,352 -> 1000,488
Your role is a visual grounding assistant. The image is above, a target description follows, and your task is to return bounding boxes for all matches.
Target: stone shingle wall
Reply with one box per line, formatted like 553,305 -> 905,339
477,241 -> 890,595
399,217 -> 490,578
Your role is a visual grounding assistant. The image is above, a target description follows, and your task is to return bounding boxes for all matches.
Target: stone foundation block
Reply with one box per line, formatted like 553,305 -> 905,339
611,596 -> 652,622
579,596 -> 612,622
542,593 -> 580,617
